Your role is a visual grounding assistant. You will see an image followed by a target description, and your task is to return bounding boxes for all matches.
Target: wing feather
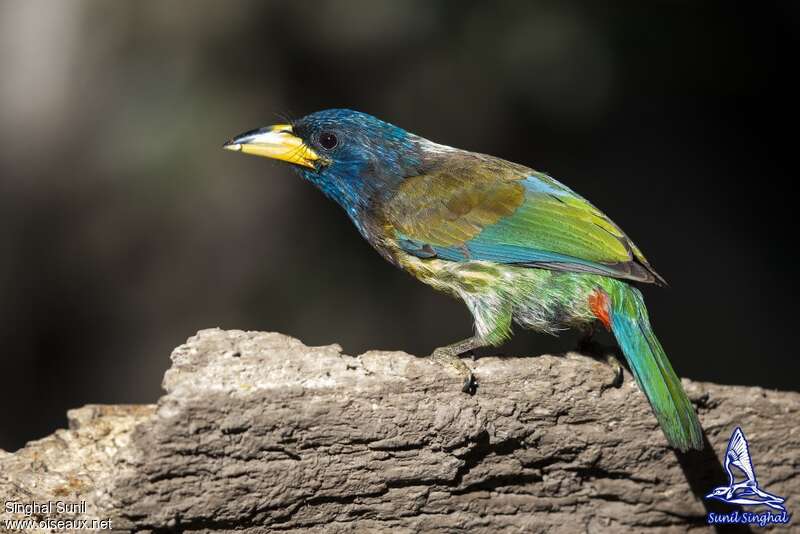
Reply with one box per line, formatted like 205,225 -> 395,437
383,154 -> 664,285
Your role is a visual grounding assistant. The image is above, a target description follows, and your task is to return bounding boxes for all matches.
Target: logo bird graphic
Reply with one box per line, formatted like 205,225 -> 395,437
705,427 -> 786,512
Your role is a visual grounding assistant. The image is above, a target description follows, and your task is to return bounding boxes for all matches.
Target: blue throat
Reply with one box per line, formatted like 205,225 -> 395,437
295,126 -> 422,235
297,164 -> 371,233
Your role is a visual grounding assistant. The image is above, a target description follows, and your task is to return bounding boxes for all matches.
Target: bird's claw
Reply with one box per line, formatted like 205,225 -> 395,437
462,371 -> 478,395
601,354 -> 624,391
575,336 -> 624,391
431,344 -> 478,395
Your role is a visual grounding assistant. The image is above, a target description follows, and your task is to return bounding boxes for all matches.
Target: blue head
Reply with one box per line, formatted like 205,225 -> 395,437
224,109 -> 423,227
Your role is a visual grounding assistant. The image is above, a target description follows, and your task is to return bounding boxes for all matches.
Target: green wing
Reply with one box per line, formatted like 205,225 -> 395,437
382,155 -> 664,285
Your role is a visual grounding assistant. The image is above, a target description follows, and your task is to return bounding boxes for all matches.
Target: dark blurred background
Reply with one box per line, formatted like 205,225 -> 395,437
1,1 -> 796,451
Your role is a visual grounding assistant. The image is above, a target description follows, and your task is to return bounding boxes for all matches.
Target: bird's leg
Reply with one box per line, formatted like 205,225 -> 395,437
601,353 -> 624,390
431,337 -> 482,395
576,323 -> 624,390
577,322 -> 596,353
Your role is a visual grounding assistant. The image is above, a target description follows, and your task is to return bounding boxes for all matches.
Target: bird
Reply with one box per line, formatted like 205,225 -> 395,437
705,427 -> 786,511
223,109 -> 703,451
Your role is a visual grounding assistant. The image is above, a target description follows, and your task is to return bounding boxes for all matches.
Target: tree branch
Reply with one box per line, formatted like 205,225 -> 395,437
1,329 -> 797,532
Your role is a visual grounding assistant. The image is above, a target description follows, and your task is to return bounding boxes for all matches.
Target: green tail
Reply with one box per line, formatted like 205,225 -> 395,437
609,284 -> 703,451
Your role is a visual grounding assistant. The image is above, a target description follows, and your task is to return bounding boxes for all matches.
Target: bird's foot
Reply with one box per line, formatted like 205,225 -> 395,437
431,343 -> 478,395
601,353 -> 624,390
576,337 -> 624,390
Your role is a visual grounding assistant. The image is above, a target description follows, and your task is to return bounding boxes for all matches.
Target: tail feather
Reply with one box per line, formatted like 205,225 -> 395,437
609,285 -> 703,451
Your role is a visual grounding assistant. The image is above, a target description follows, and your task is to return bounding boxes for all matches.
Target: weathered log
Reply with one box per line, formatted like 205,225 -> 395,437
1,329 -> 797,532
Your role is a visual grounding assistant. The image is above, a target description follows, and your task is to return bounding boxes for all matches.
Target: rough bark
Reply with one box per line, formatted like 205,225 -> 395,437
1,329 -> 797,533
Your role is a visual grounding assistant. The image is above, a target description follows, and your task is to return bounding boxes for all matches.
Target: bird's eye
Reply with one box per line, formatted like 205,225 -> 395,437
319,132 -> 338,150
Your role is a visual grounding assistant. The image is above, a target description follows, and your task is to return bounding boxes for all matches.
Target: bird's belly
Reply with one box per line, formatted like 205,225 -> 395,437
398,253 -> 600,336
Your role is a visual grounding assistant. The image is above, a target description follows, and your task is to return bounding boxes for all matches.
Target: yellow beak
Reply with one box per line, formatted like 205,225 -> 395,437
223,124 -> 319,169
